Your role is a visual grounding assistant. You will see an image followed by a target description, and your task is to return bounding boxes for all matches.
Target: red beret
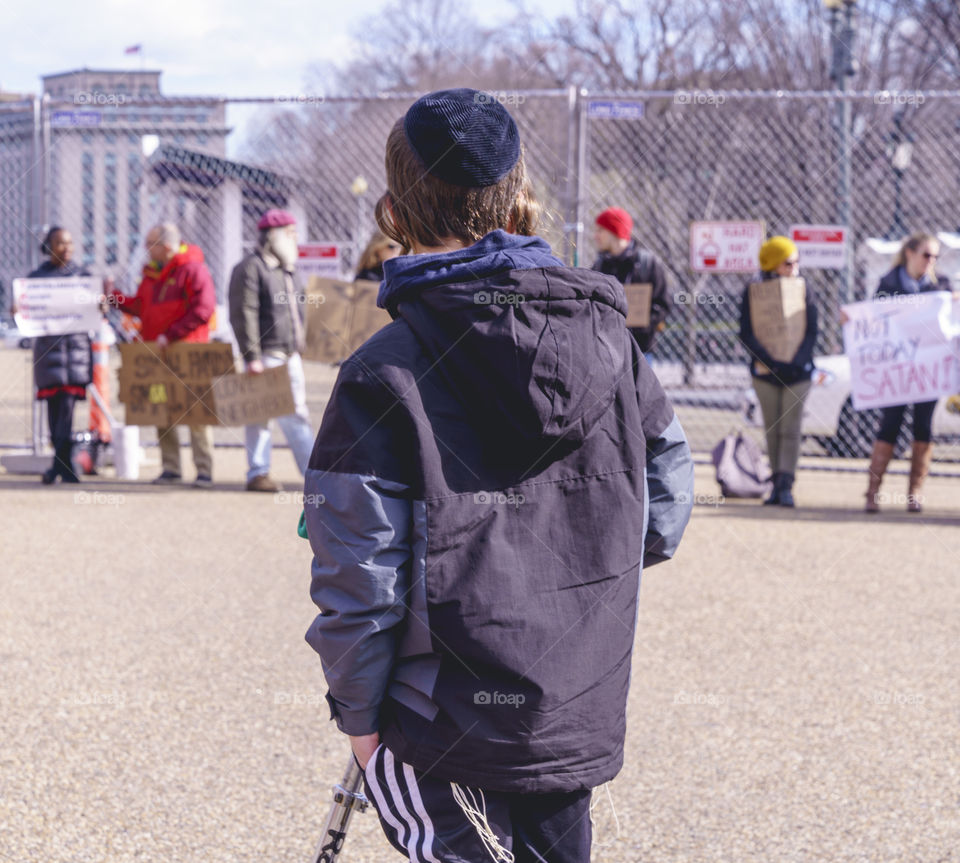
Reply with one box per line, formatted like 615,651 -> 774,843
595,207 -> 633,241
257,209 -> 296,230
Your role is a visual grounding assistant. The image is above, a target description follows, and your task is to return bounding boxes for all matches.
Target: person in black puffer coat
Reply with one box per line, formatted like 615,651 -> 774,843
739,236 -> 818,507
28,227 -> 93,484
591,207 -> 672,357
864,232 -> 952,513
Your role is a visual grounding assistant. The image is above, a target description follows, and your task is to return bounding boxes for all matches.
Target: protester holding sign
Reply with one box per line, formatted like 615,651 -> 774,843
28,227 -> 92,484
864,232 -> 951,513
228,209 -> 314,493
591,207 -> 671,358
303,88 -> 693,862
738,236 -> 818,507
110,223 -> 216,487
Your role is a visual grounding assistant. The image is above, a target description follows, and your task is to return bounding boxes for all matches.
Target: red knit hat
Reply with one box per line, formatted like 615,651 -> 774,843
595,207 -> 633,241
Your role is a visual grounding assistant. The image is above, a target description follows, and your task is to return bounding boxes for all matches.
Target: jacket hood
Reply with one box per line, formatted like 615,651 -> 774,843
380,231 -> 630,450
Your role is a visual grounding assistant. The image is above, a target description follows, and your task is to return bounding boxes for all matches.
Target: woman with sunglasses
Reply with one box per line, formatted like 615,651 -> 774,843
739,236 -> 819,507
864,232 -> 951,513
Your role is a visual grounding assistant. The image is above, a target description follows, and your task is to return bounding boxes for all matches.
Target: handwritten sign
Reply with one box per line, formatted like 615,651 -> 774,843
118,341 -> 235,426
842,291 -> 960,410
748,277 -> 807,362
301,278 -> 392,364
209,365 -> 296,425
12,277 -> 103,336
624,283 -> 653,328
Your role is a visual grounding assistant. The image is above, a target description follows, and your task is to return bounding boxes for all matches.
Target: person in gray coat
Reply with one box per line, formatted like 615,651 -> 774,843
228,209 -> 314,492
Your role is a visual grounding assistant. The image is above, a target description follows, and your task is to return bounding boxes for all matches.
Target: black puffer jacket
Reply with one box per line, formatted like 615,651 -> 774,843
28,261 -> 93,393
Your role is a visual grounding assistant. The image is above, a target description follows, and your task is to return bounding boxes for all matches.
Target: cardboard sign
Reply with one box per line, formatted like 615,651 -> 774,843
118,341 -> 235,426
843,291 -> 960,410
210,365 -> 296,426
13,276 -> 103,336
748,277 -> 807,363
623,283 -> 653,328
301,278 -> 392,364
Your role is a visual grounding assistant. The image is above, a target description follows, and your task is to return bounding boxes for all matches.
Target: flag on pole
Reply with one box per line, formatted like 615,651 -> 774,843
124,44 -> 142,55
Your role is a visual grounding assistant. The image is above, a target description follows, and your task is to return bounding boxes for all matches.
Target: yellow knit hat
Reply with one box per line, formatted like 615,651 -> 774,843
758,236 -> 798,272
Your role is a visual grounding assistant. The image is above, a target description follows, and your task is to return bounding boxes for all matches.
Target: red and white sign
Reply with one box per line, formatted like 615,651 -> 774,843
298,243 -> 343,280
790,224 -> 847,270
690,221 -> 764,273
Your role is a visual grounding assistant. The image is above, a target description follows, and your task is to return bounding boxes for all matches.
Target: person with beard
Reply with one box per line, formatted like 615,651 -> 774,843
591,207 -> 671,359
109,223 -> 216,487
228,209 -> 313,492
29,227 -> 93,484
302,89 -> 694,863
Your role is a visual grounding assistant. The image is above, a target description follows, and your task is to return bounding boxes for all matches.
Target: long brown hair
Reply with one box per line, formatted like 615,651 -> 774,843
892,232 -> 939,274
355,230 -> 398,275
374,118 -> 530,251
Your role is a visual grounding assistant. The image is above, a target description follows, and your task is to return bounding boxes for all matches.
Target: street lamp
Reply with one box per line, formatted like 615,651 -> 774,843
350,175 -> 368,272
824,0 -> 857,305
885,114 -> 914,240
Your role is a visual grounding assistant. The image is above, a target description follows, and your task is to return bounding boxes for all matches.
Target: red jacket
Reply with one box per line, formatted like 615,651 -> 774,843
112,244 -> 215,342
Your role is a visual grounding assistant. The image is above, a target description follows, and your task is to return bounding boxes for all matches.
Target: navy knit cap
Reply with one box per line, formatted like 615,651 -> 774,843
403,88 -> 521,188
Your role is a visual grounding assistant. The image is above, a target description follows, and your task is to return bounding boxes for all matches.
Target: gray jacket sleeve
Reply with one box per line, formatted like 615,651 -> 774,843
643,413 -> 694,567
227,256 -> 262,362
303,468 -> 412,736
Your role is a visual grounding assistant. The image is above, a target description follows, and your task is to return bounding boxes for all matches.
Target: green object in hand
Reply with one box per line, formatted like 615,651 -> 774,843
297,510 -> 308,539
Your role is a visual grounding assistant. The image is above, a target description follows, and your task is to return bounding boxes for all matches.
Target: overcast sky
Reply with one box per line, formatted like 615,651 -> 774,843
0,0 -> 536,98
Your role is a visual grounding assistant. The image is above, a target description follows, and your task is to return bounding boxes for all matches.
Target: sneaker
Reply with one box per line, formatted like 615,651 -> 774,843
193,474 -> 213,489
246,474 -> 281,493
152,470 -> 182,484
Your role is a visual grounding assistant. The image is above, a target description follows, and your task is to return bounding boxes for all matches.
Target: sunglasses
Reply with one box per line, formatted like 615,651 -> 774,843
922,252 -> 939,260
784,258 -> 800,266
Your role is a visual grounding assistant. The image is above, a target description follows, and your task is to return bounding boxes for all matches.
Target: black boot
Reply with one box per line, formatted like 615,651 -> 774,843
778,472 -> 795,507
764,472 -> 782,505
54,441 -> 80,483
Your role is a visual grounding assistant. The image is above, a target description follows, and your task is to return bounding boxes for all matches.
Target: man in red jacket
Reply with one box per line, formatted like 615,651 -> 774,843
112,223 -> 217,486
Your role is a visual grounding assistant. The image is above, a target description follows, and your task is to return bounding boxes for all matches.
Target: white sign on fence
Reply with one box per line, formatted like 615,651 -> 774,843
12,276 -> 103,336
789,224 -> 847,269
689,221 -> 765,273
298,243 -> 343,280
842,291 -> 960,410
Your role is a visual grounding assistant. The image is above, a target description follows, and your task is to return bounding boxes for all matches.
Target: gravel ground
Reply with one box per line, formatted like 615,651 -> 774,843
1,452 -> 958,862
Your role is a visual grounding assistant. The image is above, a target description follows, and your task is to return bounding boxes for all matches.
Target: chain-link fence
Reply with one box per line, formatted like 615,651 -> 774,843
3,87 -> 959,462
